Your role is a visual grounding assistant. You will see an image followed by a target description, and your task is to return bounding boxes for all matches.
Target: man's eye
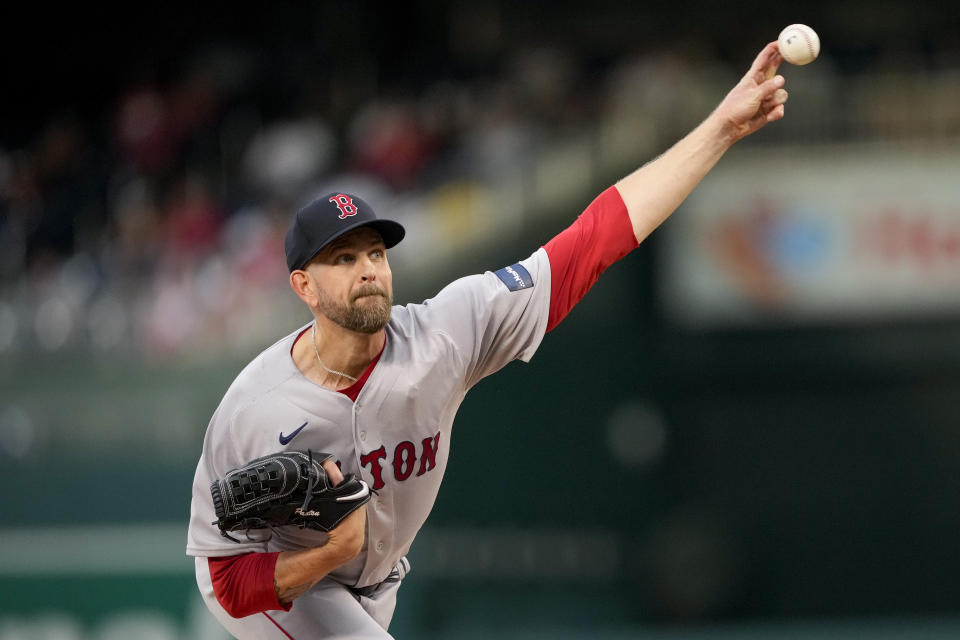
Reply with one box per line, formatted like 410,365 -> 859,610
336,254 -> 354,264
371,250 -> 384,259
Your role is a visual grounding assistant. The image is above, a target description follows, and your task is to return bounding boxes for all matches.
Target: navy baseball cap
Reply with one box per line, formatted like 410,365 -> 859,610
284,192 -> 405,272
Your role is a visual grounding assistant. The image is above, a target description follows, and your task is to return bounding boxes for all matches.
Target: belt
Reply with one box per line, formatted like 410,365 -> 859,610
349,557 -> 410,599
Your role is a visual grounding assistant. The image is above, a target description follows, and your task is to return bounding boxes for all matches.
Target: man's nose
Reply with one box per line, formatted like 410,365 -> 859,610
359,256 -> 377,282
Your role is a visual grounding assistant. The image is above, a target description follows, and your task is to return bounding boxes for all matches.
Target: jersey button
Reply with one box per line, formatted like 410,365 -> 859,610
376,541 -> 384,552
359,431 -> 367,442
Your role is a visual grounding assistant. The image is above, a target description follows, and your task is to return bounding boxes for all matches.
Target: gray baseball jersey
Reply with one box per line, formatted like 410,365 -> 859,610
187,247 -> 552,634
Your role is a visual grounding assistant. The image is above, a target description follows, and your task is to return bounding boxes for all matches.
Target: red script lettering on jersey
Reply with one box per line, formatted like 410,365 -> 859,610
360,432 -> 441,490
329,194 -> 359,219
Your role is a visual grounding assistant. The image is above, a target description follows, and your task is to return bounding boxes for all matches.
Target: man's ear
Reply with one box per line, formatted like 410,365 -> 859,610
289,269 -> 318,307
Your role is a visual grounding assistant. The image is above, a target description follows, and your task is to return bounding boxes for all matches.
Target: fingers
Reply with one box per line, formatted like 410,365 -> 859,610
747,41 -> 784,82
764,51 -> 784,81
761,86 -> 788,122
322,459 -> 344,486
748,41 -> 779,73
762,87 -> 789,109
759,73 -> 786,95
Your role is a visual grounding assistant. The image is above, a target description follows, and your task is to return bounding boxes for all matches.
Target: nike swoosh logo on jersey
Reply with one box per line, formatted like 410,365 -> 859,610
279,422 -> 308,445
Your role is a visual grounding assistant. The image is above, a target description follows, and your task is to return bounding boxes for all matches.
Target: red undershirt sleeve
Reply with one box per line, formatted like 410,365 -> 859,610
543,185 -> 639,332
208,552 -> 291,618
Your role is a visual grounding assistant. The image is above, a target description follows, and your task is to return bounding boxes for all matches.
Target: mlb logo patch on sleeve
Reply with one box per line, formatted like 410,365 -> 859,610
494,263 -> 534,292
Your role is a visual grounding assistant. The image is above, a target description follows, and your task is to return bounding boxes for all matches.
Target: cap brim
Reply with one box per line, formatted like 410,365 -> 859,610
357,219 -> 405,249
294,218 -> 406,271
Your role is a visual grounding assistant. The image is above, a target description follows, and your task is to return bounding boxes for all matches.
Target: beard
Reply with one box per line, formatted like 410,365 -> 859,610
316,282 -> 393,334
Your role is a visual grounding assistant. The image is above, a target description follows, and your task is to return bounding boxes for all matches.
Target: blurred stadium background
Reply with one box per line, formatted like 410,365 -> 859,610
2,1 -> 960,638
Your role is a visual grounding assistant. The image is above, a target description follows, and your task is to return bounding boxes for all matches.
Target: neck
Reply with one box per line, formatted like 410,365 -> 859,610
293,317 -> 384,389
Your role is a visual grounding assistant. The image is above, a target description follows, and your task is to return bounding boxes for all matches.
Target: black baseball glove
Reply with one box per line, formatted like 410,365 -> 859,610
210,450 -> 371,542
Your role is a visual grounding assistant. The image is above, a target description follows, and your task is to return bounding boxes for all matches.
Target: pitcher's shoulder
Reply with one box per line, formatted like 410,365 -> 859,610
218,325 -> 306,404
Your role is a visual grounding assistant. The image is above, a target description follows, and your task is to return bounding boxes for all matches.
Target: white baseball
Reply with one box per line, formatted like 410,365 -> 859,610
777,24 -> 820,65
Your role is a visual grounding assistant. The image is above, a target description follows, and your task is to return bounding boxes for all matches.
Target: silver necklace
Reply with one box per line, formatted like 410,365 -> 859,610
311,324 -> 359,383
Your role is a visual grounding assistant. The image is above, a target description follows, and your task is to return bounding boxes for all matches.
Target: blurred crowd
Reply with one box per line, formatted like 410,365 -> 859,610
2,22 -> 957,361
0,39 -> 727,360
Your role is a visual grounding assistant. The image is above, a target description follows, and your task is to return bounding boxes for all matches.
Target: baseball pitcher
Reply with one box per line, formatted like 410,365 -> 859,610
187,42 -> 788,639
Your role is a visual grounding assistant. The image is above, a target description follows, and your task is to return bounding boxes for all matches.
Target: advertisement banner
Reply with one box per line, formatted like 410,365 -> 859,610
661,143 -> 960,327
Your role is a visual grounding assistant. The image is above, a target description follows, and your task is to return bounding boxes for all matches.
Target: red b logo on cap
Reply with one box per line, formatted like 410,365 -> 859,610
329,194 -> 358,219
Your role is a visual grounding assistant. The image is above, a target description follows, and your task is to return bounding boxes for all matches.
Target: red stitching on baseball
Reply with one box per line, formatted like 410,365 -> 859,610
803,33 -> 814,59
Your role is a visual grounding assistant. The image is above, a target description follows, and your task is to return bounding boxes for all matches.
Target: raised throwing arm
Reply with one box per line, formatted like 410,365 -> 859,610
616,42 -> 787,244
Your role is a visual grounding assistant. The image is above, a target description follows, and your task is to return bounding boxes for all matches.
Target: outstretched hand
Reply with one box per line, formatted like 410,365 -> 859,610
713,42 -> 789,142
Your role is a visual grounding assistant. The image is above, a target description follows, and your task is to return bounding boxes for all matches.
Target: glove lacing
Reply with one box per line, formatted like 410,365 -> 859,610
301,449 -> 318,514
